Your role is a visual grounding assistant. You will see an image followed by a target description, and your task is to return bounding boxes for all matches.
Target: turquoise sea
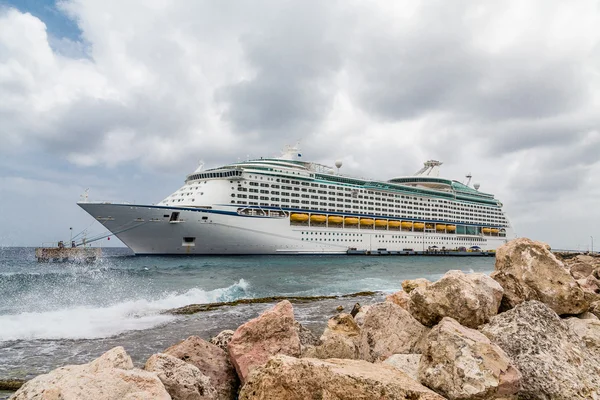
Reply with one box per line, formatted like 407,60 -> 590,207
0,247 -> 494,384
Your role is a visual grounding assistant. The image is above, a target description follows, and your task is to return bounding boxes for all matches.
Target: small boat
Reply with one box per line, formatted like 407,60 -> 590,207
375,219 -> 388,227
490,228 -> 499,234
310,214 -> 327,223
360,218 -> 374,226
389,220 -> 402,228
290,213 -> 309,222
401,221 -> 413,229
436,224 -> 446,231
413,222 -> 425,230
446,225 -> 456,232
328,216 -> 344,224
344,217 -> 359,225
482,227 -> 492,233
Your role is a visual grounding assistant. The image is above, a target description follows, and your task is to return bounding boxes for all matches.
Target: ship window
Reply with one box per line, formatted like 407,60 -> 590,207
183,237 -> 195,243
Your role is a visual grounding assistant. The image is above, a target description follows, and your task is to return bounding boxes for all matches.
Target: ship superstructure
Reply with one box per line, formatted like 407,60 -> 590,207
79,145 -> 513,254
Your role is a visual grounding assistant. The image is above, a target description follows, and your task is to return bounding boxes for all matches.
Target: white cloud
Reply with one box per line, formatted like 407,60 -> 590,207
1,0 -> 600,247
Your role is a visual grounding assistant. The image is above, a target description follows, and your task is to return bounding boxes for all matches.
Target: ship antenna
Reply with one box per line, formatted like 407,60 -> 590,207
465,173 -> 472,187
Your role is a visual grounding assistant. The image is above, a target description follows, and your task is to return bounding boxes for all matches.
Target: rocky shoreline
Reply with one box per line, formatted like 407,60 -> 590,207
7,238 -> 600,399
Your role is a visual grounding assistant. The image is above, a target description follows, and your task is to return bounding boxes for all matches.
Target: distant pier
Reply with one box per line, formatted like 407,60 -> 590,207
35,247 -> 102,262
347,249 -> 496,257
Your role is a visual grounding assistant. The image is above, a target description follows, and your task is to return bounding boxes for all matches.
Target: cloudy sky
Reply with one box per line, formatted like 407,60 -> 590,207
1,0 -> 599,250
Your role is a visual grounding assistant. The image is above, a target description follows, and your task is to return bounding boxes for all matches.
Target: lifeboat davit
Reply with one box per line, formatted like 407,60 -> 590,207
389,220 -> 401,228
446,225 -> 456,232
401,221 -> 413,229
328,216 -> 343,224
436,224 -> 446,231
310,214 -> 327,223
344,217 -> 359,225
413,222 -> 425,230
482,227 -> 492,233
360,218 -> 374,226
290,213 -> 309,222
375,220 -> 388,227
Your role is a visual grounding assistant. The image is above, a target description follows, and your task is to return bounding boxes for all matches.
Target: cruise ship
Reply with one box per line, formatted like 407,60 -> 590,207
78,145 -> 514,255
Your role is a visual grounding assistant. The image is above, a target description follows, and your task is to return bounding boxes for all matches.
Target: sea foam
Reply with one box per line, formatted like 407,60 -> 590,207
0,279 -> 249,341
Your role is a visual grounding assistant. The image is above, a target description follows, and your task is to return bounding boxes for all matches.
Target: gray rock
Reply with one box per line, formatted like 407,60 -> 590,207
145,353 -> 218,400
481,300 -> 600,400
419,317 -> 521,400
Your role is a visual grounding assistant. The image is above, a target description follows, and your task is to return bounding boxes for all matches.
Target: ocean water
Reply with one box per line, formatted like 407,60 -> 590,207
0,247 -> 495,382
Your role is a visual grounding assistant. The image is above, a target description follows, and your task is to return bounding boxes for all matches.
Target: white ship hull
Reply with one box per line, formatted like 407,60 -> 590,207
79,203 -> 509,255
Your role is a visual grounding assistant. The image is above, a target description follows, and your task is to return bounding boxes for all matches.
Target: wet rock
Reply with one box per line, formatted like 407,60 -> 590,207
336,305 -> 344,312
145,353 -> 218,400
491,238 -> 589,315
419,317 -> 521,400
358,302 -> 429,362
383,354 -> 421,381
409,270 -> 503,328
481,300 -> 600,399
209,330 -> 234,352
11,347 -> 170,400
303,313 -> 360,359
349,302 -> 361,317
228,300 -> 301,383
166,336 -> 238,400
239,355 -> 445,400
386,290 -> 410,310
402,278 -> 431,294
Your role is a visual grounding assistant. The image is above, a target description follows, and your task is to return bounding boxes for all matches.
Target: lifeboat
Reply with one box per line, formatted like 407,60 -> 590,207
310,214 -> 327,223
290,213 -> 309,222
446,225 -> 456,232
413,222 -> 425,230
436,224 -> 446,231
401,221 -> 413,229
344,217 -> 359,225
425,223 -> 434,230
360,218 -> 374,226
328,216 -> 343,224
375,219 -> 388,227
389,220 -> 401,228
490,228 -> 499,234
482,227 -> 492,233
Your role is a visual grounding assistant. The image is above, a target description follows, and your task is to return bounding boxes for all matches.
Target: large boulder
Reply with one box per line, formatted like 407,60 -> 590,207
383,354 -> 421,381
228,300 -> 301,383
577,275 -> 600,303
491,238 -> 589,315
166,336 -> 238,400
303,313 -> 360,359
357,302 -> 429,362
408,270 -> 504,328
238,355 -> 446,400
481,300 -> 600,399
145,353 -> 218,400
419,317 -> 521,400
11,347 -> 170,400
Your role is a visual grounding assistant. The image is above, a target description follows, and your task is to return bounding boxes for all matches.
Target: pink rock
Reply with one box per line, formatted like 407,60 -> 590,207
228,300 -> 301,383
165,336 -> 238,400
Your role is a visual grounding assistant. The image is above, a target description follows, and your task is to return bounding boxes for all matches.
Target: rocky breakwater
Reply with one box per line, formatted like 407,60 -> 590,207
10,237 -> 600,399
